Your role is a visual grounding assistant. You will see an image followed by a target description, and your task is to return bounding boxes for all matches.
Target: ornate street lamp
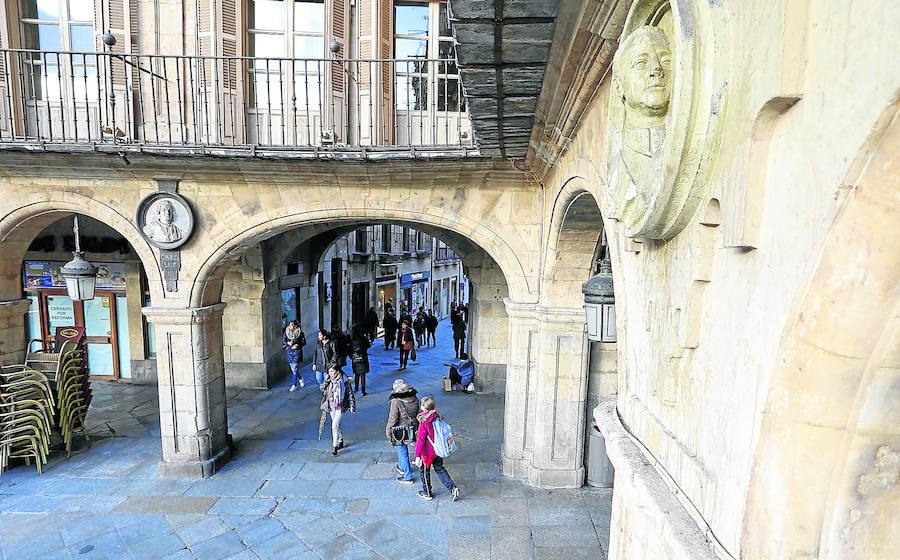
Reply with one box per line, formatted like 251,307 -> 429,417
582,256 -> 616,342
60,216 -> 98,301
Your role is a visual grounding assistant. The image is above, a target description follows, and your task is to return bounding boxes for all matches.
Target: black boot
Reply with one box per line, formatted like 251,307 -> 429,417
332,446 -> 338,456
338,439 -> 345,450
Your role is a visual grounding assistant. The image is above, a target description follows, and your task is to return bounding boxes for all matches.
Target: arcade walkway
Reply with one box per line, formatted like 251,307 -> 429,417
0,320 -> 611,560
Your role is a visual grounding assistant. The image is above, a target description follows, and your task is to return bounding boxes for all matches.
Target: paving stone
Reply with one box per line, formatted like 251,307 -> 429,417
450,515 -> 492,534
290,515 -> 351,548
531,525 -> 600,548
313,533 -> 377,560
275,497 -> 347,515
491,525 -> 534,560
184,479 -> 264,498
257,479 -> 331,498
189,530 -> 247,560
176,517 -> 230,546
448,533 -> 491,560
366,496 -> 438,515
208,498 -> 278,516
355,518 -> 430,558
527,506 -> 593,527
533,547 -> 606,560
128,531 -> 189,560
116,496 -> 218,515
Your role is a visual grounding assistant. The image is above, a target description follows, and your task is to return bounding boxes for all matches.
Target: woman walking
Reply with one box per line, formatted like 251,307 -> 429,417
414,396 -> 460,501
349,325 -> 372,395
397,320 -> 415,370
320,364 -> 356,456
386,379 -> 419,484
452,316 -> 467,359
283,320 -> 306,391
313,330 -> 335,384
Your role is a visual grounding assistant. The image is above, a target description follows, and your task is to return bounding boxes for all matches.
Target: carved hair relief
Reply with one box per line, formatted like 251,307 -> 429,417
604,0 -> 729,241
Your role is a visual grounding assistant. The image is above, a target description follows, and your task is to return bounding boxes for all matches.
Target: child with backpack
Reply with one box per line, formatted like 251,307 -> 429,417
413,396 -> 460,501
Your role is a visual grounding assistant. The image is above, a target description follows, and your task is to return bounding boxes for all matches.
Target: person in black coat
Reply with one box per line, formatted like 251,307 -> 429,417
383,312 -> 398,350
349,325 -> 371,395
365,307 -> 379,342
451,315 -> 467,359
425,310 -> 438,347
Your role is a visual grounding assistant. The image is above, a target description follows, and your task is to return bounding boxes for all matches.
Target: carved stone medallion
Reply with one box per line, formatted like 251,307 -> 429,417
136,191 -> 195,251
604,0 -> 728,241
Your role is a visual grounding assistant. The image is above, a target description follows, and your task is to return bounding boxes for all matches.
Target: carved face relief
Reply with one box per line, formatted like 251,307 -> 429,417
136,193 -> 195,250
619,27 -> 673,125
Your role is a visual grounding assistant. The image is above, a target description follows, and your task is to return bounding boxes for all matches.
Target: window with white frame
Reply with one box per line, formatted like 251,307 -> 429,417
19,0 -> 97,101
393,0 -> 462,112
247,0 -> 325,111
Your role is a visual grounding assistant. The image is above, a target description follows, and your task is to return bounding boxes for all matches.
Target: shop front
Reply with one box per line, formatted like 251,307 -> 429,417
401,271 -> 430,317
24,261 -> 134,380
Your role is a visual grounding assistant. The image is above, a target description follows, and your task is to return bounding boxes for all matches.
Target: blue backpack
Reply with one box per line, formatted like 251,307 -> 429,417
429,417 -> 458,458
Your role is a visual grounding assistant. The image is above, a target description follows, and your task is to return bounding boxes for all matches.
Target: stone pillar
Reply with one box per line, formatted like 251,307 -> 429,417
0,299 -> 31,366
502,300 -> 590,488
466,261 -> 509,393
143,304 -> 232,478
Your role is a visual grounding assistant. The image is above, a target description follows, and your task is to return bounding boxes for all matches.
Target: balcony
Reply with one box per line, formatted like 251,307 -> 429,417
0,49 -> 477,160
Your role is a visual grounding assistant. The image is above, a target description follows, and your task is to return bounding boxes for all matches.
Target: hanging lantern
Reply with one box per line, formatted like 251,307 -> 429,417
582,257 -> 616,342
60,216 -> 98,301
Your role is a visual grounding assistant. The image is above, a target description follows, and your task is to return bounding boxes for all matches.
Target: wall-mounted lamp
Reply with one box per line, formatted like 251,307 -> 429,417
582,257 -> 615,342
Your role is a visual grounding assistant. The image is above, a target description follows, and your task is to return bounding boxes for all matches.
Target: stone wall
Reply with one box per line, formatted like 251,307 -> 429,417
537,0 -> 900,557
221,247 -> 269,388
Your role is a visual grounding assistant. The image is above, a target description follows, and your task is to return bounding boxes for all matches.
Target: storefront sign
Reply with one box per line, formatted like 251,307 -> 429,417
25,261 -> 126,290
400,271 -> 430,287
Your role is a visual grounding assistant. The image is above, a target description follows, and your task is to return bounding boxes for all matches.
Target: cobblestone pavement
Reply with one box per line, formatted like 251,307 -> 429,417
0,320 -> 611,559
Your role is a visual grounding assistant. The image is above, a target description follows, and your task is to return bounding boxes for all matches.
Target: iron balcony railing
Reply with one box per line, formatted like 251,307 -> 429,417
0,49 -> 475,155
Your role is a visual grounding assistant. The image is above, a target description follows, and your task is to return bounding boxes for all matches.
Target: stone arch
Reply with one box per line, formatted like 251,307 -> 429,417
189,207 -> 532,309
0,197 -> 164,301
743,98 -> 900,559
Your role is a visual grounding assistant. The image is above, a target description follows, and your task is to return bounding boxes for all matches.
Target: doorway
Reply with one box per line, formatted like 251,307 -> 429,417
34,289 -> 122,379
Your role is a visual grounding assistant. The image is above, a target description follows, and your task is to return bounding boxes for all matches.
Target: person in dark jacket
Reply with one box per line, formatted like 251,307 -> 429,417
386,379 -> 420,484
413,309 -> 426,348
313,329 -> 335,384
425,310 -> 438,347
331,328 -> 349,369
397,321 -> 415,369
451,316 -> 467,359
365,307 -> 379,342
349,325 -> 371,395
383,312 -> 398,350
283,320 -> 306,391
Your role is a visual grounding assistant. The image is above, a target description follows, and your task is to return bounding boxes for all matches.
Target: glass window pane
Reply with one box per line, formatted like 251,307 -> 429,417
20,0 -> 60,21
395,3 -> 428,36
115,295 -> 132,379
250,72 -> 283,107
439,2 -> 452,36
22,22 -> 62,51
294,1 -> 325,33
438,77 -> 463,110
70,24 -> 94,52
293,71 -> 322,106
84,296 -> 112,337
87,343 -> 114,376
249,0 -> 286,31
294,35 -> 324,59
249,32 -> 285,58
26,295 -> 41,343
396,76 -> 428,110
438,41 -> 457,73
46,295 -> 75,333
395,38 -> 427,60
69,0 -> 94,22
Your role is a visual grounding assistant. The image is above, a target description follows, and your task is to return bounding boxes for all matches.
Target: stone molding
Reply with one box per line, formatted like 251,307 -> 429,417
594,400 -> 722,560
503,298 -> 586,326
142,303 -> 228,325
0,299 -> 31,314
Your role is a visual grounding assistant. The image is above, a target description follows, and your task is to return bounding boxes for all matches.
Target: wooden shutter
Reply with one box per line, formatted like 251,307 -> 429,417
96,0 -> 137,137
196,0 -> 242,144
378,0 -> 393,143
328,0 -> 349,140
0,32 -> 9,137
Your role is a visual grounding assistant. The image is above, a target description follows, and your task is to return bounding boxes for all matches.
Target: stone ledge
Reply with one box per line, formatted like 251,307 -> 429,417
594,400 -> 720,560
159,437 -> 233,479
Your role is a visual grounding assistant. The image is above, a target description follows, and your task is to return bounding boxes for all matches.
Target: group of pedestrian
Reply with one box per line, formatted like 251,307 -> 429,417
386,379 -> 460,501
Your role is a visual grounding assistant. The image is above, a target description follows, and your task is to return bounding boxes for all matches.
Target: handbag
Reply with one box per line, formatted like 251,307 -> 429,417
403,341 -> 413,351
410,347 -> 417,361
389,400 -> 416,445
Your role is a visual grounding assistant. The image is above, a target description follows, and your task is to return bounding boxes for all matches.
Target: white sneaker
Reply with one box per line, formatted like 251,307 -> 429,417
299,379 -> 305,388
289,385 -> 297,392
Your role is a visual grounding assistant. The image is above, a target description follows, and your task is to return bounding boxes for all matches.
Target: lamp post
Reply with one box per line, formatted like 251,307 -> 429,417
582,257 -> 615,342
60,216 -> 98,301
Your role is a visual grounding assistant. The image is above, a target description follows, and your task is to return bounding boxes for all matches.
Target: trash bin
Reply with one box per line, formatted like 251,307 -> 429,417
586,423 -> 615,488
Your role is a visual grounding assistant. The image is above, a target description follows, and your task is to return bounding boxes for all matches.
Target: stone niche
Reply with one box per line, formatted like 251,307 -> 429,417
603,0 -> 729,241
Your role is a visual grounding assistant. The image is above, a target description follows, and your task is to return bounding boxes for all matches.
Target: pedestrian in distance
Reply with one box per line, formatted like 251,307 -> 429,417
397,320 -> 415,369
365,307 -> 379,342
413,309 -> 426,348
386,379 -> 420,485
451,315 -> 467,359
399,306 -> 413,331
313,329 -> 335,384
332,327 -> 350,369
283,320 -> 306,391
425,310 -> 438,347
319,364 -> 356,456
383,312 -> 398,351
414,396 -> 460,501
349,325 -> 371,396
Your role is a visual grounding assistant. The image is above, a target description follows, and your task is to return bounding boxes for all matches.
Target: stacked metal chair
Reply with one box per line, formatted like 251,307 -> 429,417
0,365 -> 56,474
55,349 -> 90,458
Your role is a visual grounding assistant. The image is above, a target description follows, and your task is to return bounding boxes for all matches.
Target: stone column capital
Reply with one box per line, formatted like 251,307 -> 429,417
0,299 -> 32,314
503,298 -> 538,319
142,303 -> 227,325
